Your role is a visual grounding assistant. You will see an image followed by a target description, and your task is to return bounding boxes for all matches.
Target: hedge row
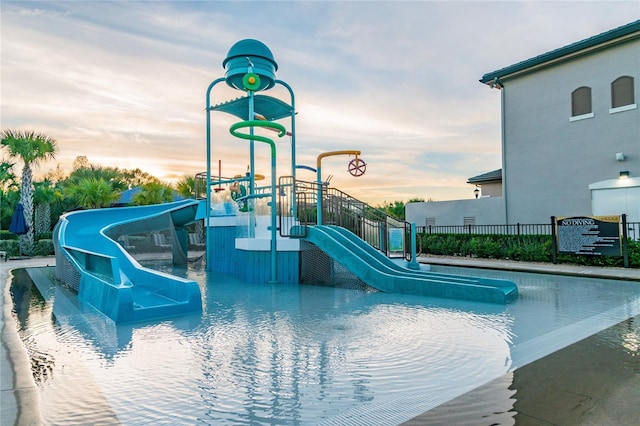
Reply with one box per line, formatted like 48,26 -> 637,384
0,230 -> 53,241
417,233 -> 640,268
0,239 -> 54,257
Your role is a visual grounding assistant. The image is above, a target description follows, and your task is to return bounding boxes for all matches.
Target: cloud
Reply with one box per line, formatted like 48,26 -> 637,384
2,1 -> 638,205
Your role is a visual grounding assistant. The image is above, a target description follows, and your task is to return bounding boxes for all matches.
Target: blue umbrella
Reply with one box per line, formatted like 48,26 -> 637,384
9,203 -> 29,235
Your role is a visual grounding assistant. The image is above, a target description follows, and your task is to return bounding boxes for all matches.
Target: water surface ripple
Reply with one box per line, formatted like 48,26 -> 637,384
11,265 -> 640,425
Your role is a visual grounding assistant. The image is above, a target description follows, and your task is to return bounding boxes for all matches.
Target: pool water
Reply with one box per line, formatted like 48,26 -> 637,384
10,264 -> 640,425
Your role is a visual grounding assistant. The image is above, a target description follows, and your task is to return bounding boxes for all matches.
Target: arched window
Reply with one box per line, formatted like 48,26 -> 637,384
571,86 -> 592,117
611,76 -> 635,108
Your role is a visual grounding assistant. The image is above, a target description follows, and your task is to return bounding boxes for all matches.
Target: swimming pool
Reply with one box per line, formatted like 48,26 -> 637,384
10,264 -> 640,425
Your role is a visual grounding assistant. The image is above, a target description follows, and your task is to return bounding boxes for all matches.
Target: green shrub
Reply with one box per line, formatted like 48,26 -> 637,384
36,231 -> 53,240
420,234 -> 469,256
470,236 -> 502,259
0,240 -> 20,256
0,231 -> 19,241
629,239 -> 640,266
0,237 -> 56,257
34,239 -> 54,256
418,233 -> 639,268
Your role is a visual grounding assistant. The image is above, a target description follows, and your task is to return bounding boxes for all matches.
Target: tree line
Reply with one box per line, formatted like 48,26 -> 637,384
1,130 -> 195,255
2,129 -> 425,255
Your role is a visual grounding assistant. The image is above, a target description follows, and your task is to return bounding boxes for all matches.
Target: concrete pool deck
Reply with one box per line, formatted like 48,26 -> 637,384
418,254 -> 640,282
1,256 -> 53,426
2,255 -> 639,425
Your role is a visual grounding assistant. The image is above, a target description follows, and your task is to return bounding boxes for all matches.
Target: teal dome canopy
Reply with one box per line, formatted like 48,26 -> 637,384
223,39 -> 278,91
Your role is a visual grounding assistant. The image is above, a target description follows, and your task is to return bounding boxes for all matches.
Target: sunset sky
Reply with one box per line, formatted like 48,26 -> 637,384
2,1 -> 638,205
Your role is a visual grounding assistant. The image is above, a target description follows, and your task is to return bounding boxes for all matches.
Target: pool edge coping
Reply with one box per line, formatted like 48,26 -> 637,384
418,255 -> 640,282
1,257 -> 53,426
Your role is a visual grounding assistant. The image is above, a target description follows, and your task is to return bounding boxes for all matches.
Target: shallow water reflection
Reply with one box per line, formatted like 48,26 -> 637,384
10,264 -> 640,425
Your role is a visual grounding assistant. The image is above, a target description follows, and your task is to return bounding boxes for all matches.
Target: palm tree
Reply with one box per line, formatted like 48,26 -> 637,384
133,182 -> 175,205
0,161 -> 16,188
1,130 -> 57,255
64,177 -> 120,209
176,175 -> 195,198
66,164 -> 128,193
33,179 -> 59,235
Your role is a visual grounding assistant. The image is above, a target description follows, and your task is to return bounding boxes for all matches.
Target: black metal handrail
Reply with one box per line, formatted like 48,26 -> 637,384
278,176 -> 412,259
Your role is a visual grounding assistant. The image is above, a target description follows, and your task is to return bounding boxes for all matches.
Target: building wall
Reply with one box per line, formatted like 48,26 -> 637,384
501,38 -> 639,224
590,177 -> 640,221
480,182 -> 502,197
405,197 -> 504,227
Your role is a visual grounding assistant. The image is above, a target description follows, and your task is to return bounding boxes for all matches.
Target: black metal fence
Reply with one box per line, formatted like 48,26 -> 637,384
417,222 -> 640,240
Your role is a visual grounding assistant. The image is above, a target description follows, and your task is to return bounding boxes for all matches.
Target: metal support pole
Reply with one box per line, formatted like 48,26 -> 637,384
269,152 -> 278,282
316,165 -> 323,225
275,80 -> 297,219
205,77 -> 226,272
230,120 -> 285,283
551,216 -> 558,264
315,150 -> 361,225
248,90 -> 256,238
622,214 -> 629,268
407,222 -> 420,270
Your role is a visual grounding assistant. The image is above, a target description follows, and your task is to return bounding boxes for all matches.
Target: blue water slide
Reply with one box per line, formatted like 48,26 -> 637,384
55,199 -> 204,323
299,225 -> 518,304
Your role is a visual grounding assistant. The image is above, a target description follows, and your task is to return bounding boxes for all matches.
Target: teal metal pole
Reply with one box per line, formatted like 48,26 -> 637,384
230,120 -> 285,283
275,80 -> 296,178
269,151 -> 277,282
316,165 -> 322,225
205,77 -> 226,272
248,90 -> 256,238
275,80 -> 297,218
407,222 -> 420,270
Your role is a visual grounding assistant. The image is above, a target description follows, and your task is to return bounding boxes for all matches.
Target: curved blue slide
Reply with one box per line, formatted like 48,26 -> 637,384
55,199 -> 203,323
300,225 -> 518,304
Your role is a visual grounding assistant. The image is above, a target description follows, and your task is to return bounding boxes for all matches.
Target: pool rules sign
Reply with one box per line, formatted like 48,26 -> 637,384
551,215 -> 629,267
556,216 -> 621,255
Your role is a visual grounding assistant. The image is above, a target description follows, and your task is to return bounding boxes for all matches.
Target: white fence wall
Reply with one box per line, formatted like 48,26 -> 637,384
405,197 -> 505,227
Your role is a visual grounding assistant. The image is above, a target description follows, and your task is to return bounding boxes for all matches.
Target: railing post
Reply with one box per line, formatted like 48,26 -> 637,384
551,216 -> 558,264
407,222 -> 420,270
621,214 -> 629,268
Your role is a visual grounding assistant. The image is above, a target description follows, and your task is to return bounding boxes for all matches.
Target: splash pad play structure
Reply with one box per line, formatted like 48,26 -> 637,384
53,39 -> 517,323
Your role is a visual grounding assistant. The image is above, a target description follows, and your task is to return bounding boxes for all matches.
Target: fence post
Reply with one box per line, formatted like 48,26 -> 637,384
550,216 -> 558,264
622,214 -> 629,268
517,223 -> 521,236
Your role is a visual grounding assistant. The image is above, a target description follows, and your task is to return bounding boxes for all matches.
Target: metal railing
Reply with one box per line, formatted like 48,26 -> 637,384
627,222 -> 638,246
418,223 -> 552,236
278,176 -> 412,259
417,222 -> 640,240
